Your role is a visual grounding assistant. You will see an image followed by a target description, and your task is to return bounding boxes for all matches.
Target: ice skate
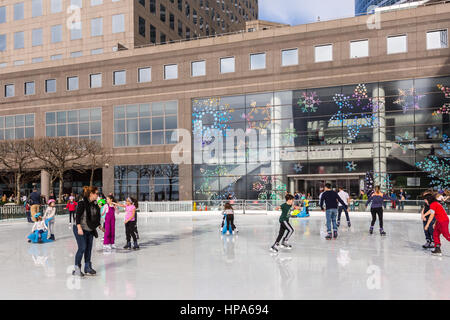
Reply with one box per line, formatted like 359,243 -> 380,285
133,241 -> 140,250
431,246 -> 442,256
422,240 -> 433,249
270,244 -> 279,253
347,222 -> 351,228
333,231 -> 338,239
337,221 -> 340,228
380,228 -> 386,236
84,263 -> 96,275
111,244 -> 117,249
280,242 -> 292,250
72,265 -> 84,277
369,226 -> 374,235
325,233 -> 332,240
123,242 -> 131,249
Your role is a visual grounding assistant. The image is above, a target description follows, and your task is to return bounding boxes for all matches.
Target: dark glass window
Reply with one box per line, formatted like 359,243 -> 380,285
139,16 -> 145,37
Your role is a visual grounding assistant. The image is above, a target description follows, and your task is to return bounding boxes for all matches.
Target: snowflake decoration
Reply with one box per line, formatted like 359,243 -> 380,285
438,84 -> 450,98
433,85 -> 450,116
297,92 -> 321,113
334,94 -> 353,111
293,163 -> 304,174
426,127 -> 440,139
192,98 -> 234,145
282,128 -> 298,145
374,173 -> 393,191
438,134 -> 450,156
393,88 -> 424,113
244,102 -> 272,131
345,161 -> 357,172
352,84 -> 368,106
394,131 -> 417,154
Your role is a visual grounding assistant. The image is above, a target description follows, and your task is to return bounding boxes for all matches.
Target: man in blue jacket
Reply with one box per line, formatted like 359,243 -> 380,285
320,183 -> 347,240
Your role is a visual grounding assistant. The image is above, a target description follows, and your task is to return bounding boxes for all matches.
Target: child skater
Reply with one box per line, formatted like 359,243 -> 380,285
424,193 -> 450,256
421,190 -> 435,249
270,194 -> 300,253
97,198 -> 108,248
27,213 -> 53,243
66,196 -> 78,225
221,203 -> 237,235
43,199 -> 56,240
115,197 -> 139,250
103,195 -> 117,250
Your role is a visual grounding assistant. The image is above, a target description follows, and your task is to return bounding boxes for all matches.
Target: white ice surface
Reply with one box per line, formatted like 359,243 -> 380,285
1,211 -> 449,300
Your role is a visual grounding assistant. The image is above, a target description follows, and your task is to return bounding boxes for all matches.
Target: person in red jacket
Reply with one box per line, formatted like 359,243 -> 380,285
424,193 -> 450,256
66,196 -> 78,225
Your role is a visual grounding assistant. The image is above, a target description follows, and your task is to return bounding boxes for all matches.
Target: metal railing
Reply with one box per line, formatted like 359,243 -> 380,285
0,204 -> 67,220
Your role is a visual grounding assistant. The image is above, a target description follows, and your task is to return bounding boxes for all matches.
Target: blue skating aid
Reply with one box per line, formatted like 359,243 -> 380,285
222,216 -> 233,235
292,207 -> 309,218
27,230 -> 54,243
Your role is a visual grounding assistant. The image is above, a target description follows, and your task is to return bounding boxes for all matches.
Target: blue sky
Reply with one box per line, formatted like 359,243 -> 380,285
259,0 -> 355,26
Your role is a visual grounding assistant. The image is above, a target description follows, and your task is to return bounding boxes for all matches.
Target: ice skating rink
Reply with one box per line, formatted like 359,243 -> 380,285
1,212 -> 450,300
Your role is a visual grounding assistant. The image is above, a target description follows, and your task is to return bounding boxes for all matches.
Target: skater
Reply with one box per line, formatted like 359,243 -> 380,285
221,203 -> 236,235
424,193 -> 450,256
25,201 -> 32,223
320,184 -> 347,240
43,199 -> 56,240
73,186 -> 104,277
302,196 -> 310,216
66,196 -> 78,225
337,186 -> 351,228
366,186 -> 390,236
421,191 -> 435,249
27,213 -> 53,243
29,188 -> 41,222
270,194 -> 300,253
116,198 -> 139,250
103,195 -> 117,250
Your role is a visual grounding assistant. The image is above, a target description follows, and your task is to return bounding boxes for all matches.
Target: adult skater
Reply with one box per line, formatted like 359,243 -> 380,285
366,186 -> 390,236
337,186 -> 351,228
421,190 -> 435,249
270,194 -> 300,253
29,188 -> 41,222
424,193 -> 450,256
72,186 -> 104,277
319,183 -> 347,240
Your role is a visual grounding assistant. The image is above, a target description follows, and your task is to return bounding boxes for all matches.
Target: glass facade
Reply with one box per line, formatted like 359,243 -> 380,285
114,164 -> 179,201
355,0 -> 405,16
113,101 -> 178,147
45,107 -> 102,141
0,114 -> 35,140
192,76 -> 450,200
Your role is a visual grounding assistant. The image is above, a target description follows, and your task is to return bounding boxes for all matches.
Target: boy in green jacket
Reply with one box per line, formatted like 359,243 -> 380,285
270,194 -> 300,253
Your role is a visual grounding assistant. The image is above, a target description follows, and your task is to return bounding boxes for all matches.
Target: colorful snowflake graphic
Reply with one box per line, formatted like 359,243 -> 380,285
393,88 -> 424,113
297,92 -> 321,113
426,127 -> 440,139
293,163 -> 304,174
433,85 -> 450,116
352,84 -> 368,106
374,173 -> 393,191
346,161 -> 357,172
282,128 -> 298,145
244,102 -> 272,131
394,131 -> 417,154
253,175 -> 287,200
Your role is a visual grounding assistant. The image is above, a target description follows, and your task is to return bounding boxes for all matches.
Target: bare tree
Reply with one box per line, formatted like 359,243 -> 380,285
29,137 -> 87,203
77,139 -> 111,187
0,139 -> 36,204
162,164 -> 179,201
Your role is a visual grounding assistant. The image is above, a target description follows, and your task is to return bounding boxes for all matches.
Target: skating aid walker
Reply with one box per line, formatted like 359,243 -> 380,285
221,215 -> 233,235
291,206 -> 309,218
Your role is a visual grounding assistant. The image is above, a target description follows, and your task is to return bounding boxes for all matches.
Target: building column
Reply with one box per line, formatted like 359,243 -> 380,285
41,170 -> 50,201
102,166 -> 114,196
373,86 -> 387,190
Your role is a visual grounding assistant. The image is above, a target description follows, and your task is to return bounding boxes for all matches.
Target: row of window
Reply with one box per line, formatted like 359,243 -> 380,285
0,0 -> 122,23
0,14 -> 125,52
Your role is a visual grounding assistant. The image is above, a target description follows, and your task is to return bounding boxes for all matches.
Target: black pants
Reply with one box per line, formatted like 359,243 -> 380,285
222,215 -> 236,230
226,214 -> 235,231
423,216 -> 436,242
274,221 -> 294,245
69,211 -> 76,223
370,207 -> 384,229
338,206 -> 350,223
125,220 -> 137,243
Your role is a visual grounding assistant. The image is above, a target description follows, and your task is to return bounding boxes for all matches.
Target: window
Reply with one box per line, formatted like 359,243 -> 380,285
250,53 -> 266,70
0,34 -> 6,52
91,0 -> 103,6
51,25 -> 63,43
14,2 -> 24,21
113,101 -> 178,147
5,84 -> 14,98
71,0 -> 82,8
45,108 -> 101,141
71,51 -> 83,58
139,17 -> 146,37
350,40 -> 369,58
51,0 -> 63,13
150,0 -> 156,13
67,76 -> 79,91
46,79 -> 56,93
427,30 -> 448,50
32,57 -> 43,63
14,60 -> 24,66
281,49 -> 298,66
89,74 -> 102,88
186,2 -> 190,18
91,48 -> 103,55
178,0 -> 182,11
91,18 -> 103,36
32,0 -> 43,17
220,57 -> 235,73
0,6 -> 5,24
32,28 -> 43,47
315,44 -> 333,62
25,82 -> 35,95
70,22 -> 82,40
178,20 -> 183,36
113,70 -> 126,85
14,32 -> 24,49
112,14 -> 125,33
50,54 -> 62,60
387,35 -> 407,54
150,25 -> 156,44
138,0 -> 145,7
160,5 -> 166,22
138,67 -> 151,83
0,114 -> 35,140
160,32 -> 166,44
191,60 -> 206,77
164,64 -> 178,80
170,13 -> 175,30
